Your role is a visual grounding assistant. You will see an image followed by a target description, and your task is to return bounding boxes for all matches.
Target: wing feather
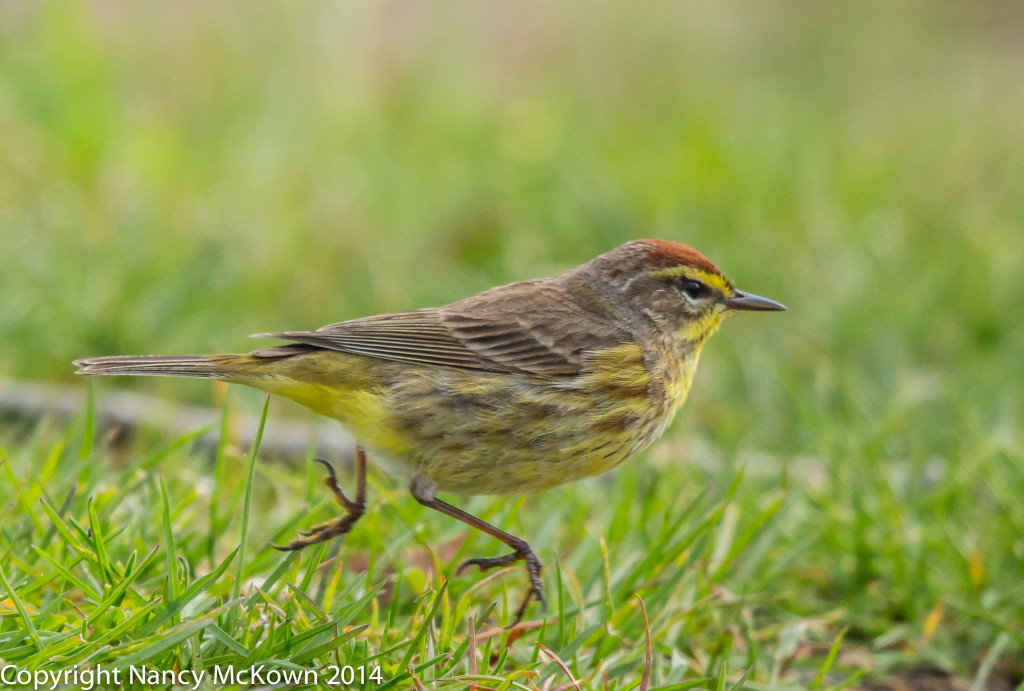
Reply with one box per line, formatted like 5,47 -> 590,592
251,278 -> 630,377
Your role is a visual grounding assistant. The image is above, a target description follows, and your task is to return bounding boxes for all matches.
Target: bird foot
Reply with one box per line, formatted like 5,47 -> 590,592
458,545 -> 544,626
272,457 -> 365,551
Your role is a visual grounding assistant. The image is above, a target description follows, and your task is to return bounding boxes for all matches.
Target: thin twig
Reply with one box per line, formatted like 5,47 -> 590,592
407,663 -> 426,690
537,643 -> 583,691
477,618 -> 545,641
469,612 -> 479,691
0,378 -> 353,459
636,593 -> 653,691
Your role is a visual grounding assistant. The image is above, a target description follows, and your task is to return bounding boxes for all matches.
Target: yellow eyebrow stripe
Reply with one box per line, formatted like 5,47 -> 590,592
650,266 -> 733,294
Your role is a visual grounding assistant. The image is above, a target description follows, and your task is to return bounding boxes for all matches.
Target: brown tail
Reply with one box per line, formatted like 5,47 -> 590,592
74,355 -> 233,379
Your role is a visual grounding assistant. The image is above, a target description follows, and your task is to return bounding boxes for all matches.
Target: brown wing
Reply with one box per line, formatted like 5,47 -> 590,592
252,309 -> 488,371
251,278 -> 629,378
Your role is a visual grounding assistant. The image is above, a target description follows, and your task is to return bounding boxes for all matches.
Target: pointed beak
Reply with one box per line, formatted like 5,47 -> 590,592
725,290 -> 787,312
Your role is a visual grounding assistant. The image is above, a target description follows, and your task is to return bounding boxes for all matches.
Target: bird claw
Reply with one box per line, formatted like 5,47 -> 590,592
311,456 -> 337,480
311,457 -> 360,512
273,454 -> 367,552
457,546 -> 545,626
457,553 -> 518,575
273,513 -> 361,551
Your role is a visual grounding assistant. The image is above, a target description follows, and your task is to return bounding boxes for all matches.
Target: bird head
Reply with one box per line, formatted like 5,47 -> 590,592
577,239 -> 786,349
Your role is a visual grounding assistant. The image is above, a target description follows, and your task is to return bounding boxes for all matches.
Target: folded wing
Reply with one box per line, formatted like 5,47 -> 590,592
251,279 -> 628,378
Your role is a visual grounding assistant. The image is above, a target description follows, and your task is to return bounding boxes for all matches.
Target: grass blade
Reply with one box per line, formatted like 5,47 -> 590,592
0,562 -> 42,651
228,394 -> 270,627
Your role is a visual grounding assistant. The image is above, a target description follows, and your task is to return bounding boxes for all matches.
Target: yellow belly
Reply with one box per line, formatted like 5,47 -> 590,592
243,342 -> 698,496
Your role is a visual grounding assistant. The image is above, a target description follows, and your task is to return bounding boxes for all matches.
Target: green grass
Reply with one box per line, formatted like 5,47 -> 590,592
0,395 -> 846,690
2,2 -> 1024,689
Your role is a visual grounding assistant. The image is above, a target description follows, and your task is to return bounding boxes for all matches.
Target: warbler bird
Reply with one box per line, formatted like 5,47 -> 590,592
75,239 -> 785,622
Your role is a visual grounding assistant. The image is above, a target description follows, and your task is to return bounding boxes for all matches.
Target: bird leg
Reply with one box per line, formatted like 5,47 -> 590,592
410,479 -> 544,627
273,447 -> 367,551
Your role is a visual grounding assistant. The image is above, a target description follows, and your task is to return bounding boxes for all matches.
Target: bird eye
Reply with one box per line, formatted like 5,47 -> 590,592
680,280 -> 706,300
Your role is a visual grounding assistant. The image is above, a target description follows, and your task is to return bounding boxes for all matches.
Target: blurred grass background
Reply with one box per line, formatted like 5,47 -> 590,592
2,1 -> 1024,686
